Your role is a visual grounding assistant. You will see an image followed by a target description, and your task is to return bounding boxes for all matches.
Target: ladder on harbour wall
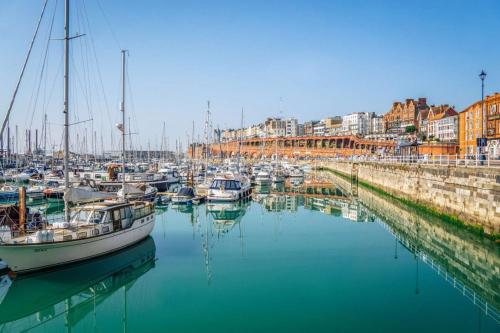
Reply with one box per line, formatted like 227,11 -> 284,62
350,163 -> 359,197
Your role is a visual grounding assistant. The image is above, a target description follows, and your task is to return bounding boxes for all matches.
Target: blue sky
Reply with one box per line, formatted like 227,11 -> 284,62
0,0 -> 499,152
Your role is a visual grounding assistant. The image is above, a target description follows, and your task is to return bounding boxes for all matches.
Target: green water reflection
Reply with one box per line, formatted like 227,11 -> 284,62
0,180 -> 498,333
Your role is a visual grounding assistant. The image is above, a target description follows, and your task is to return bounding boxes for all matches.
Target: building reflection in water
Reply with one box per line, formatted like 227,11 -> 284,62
258,182 -> 373,223
222,177 -> 500,324
0,237 -> 156,332
319,171 -> 500,325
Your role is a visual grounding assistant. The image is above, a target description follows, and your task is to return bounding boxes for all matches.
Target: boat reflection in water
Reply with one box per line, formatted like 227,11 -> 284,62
171,203 -> 194,214
206,200 -> 250,234
0,236 -> 156,331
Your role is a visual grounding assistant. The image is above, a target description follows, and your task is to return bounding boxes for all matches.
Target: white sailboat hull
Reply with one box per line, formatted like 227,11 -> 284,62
0,217 -> 155,274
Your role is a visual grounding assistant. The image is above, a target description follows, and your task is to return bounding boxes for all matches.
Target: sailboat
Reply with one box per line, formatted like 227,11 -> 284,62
0,1 -> 155,274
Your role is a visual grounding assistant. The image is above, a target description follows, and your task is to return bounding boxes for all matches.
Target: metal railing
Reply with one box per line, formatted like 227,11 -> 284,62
330,154 -> 500,168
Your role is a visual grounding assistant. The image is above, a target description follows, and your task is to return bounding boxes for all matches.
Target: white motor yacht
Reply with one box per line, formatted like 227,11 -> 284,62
207,173 -> 251,202
254,171 -> 272,186
271,168 -> 285,183
289,166 -> 305,178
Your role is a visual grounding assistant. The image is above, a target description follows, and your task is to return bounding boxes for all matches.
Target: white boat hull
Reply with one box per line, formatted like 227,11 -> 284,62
0,216 -> 155,273
255,179 -> 272,186
207,186 -> 251,202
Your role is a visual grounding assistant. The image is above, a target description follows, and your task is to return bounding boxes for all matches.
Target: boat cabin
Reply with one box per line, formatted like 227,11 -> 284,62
210,179 -> 241,191
1,201 -> 154,245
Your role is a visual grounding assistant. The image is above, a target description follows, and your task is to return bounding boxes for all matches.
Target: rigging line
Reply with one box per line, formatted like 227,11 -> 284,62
73,1 -> 94,122
95,0 -> 122,50
28,0 -> 58,131
125,62 -> 139,140
41,0 -> 58,125
74,41 -> 93,120
42,52 -> 63,121
76,0 -> 94,120
0,0 -> 49,139
81,0 -> 113,132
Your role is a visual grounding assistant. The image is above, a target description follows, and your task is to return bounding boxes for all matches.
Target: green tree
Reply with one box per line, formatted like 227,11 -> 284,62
405,125 -> 416,133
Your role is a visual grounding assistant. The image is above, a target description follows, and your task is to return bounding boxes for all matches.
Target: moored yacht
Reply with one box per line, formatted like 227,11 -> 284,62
207,173 -> 251,202
0,4 -> 155,274
271,169 -> 285,183
254,171 -> 272,186
171,187 -> 195,205
289,166 -> 304,179
0,200 -> 155,273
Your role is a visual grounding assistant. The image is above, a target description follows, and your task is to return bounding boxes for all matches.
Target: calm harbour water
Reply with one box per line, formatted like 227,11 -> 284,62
0,181 -> 498,332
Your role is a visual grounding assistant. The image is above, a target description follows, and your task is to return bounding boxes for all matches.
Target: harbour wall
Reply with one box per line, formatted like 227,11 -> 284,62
319,171 -> 499,310
319,161 -> 500,236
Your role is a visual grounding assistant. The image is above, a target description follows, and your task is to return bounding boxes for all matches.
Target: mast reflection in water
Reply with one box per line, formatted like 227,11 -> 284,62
0,237 -> 156,332
0,178 -> 498,332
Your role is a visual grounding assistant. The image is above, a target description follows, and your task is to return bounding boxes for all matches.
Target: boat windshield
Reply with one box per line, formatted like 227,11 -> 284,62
210,180 -> 241,190
178,187 -> 194,197
72,209 -> 105,224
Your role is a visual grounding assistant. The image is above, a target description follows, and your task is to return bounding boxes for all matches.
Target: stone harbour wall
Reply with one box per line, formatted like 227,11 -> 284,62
320,161 -> 500,235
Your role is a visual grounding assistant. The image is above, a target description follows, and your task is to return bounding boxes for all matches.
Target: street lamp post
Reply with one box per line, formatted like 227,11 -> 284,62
479,70 -> 487,137
479,70 -> 487,161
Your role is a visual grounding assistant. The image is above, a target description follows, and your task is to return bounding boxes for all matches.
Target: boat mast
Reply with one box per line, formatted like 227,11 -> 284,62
120,49 -> 127,194
204,101 -> 210,183
63,0 -> 71,222
276,97 -> 282,163
237,107 -> 243,173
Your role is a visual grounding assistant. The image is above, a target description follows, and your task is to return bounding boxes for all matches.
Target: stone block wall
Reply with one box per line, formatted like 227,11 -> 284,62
321,161 -> 500,234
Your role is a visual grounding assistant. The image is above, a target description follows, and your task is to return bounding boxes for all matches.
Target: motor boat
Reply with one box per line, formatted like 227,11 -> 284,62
43,182 -> 65,201
289,166 -> 304,179
207,173 -> 251,202
254,171 -> 272,186
12,168 -> 43,183
271,169 -> 285,183
26,185 -> 46,202
157,168 -> 180,184
0,186 -> 18,202
117,183 -> 158,202
171,187 -> 195,205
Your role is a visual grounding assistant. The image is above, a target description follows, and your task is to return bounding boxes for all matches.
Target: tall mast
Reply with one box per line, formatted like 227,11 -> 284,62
63,0 -> 71,222
276,97 -> 283,162
43,113 -> 47,158
191,120 -> 195,159
237,108 -> 243,172
120,49 -> 127,194
128,116 -> 132,162
204,101 -> 210,183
